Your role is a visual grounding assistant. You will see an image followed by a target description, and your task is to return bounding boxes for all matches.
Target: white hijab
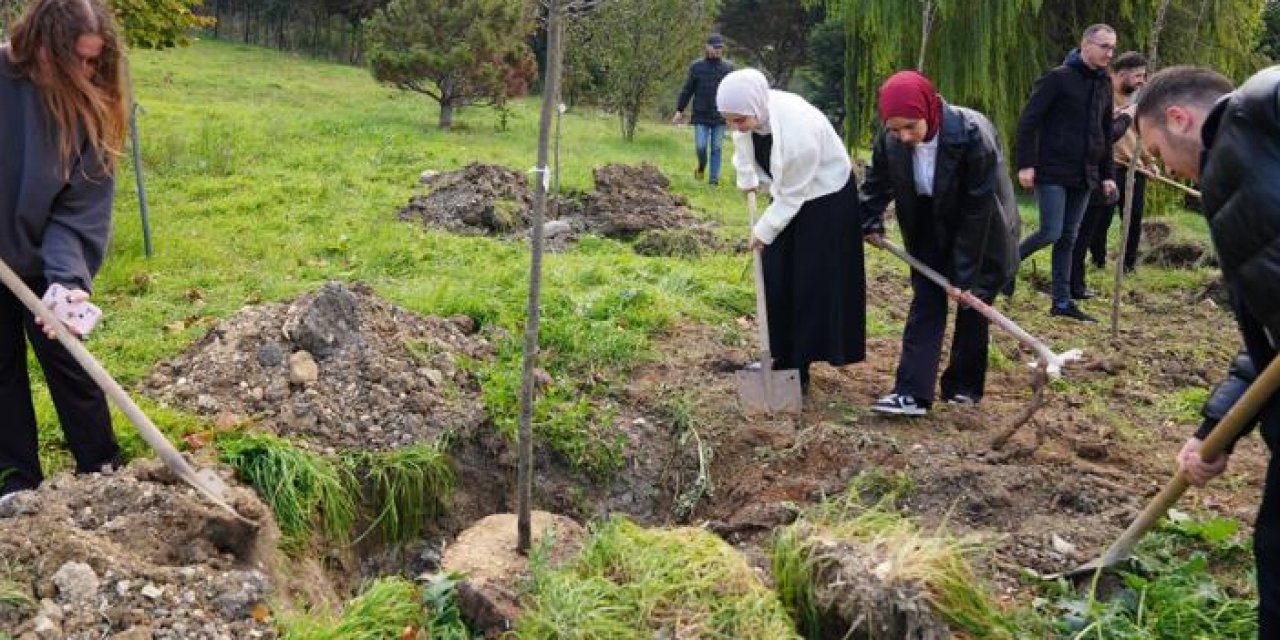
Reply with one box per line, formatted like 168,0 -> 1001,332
716,68 -> 772,134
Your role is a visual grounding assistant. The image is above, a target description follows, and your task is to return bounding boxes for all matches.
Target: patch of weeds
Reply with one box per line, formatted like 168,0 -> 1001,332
658,388 -> 713,521
517,517 -> 799,639
1045,515 -> 1256,638
346,443 -> 455,545
1157,386 -> 1211,425
0,564 -> 34,619
217,433 -> 357,548
771,481 -> 1016,639
281,577 -> 424,639
418,572 -> 473,640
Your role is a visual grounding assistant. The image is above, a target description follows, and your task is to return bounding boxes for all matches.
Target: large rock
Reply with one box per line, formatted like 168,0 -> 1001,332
282,281 -> 362,359
439,512 -> 585,635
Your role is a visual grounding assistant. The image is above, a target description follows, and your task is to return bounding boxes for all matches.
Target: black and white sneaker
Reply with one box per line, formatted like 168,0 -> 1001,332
871,393 -> 929,416
945,394 -> 978,406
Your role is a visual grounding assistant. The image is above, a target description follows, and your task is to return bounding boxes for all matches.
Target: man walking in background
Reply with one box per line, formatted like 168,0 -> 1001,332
1007,24 -> 1118,322
673,33 -> 734,186
1070,51 -> 1157,298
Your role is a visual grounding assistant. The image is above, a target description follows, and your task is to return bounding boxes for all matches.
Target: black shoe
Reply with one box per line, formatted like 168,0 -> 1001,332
1070,287 -> 1097,300
1001,278 -> 1016,299
944,393 -> 979,406
1050,302 -> 1098,323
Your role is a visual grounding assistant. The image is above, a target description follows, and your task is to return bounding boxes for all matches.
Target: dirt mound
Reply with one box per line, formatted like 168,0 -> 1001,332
1140,220 -> 1217,269
401,163 -> 537,235
399,163 -> 722,255
0,461 -> 277,638
580,163 -> 709,240
144,281 -> 493,454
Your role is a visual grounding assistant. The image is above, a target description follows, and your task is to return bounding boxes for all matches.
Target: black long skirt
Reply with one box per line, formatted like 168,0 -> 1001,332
760,177 -> 866,370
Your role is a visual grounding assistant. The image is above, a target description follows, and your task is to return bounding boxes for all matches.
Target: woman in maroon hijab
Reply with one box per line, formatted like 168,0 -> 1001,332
861,71 -> 1020,417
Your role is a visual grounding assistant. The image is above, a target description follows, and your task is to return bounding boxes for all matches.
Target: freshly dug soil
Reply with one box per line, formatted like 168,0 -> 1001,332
144,281 -> 493,454
0,460 -> 279,639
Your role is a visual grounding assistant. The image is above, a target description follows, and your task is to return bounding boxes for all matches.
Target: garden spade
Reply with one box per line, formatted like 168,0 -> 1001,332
1054,352 -> 1280,581
0,257 -> 253,524
874,240 -> 1082,377
736,191 -> 803,415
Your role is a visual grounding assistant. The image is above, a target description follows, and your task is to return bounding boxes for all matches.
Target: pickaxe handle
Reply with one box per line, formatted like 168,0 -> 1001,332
876,240 -> 1073,374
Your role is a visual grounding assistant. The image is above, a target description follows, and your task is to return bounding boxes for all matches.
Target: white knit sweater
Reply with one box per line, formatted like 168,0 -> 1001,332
730,90 -> 852,244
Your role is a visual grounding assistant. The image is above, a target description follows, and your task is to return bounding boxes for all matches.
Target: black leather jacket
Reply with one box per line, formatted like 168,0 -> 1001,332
1194,66 -> 1280,453
860,103 -> 1020,299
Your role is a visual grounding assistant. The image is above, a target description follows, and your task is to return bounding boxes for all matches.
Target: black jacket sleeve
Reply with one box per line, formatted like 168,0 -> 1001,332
43,144 -> 114,293
675,63 -> 697,113
858,128 -> 893,235
1099,88 -> 1115,182
1196,349 -> 1261,453
1014,72 -> 1060,170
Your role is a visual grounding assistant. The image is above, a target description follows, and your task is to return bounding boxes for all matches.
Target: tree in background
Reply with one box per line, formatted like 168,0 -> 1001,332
717,0 -> 823,88
814,0 -> 1269,150
1259,0 -> 1280,61
567,0 -> 717,141
793,16 -> 845,129
364,0 -> 535,129
110,0 -> 214,47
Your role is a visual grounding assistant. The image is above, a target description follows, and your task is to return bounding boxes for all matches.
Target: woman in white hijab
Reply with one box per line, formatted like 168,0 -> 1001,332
717,69 -> 865,393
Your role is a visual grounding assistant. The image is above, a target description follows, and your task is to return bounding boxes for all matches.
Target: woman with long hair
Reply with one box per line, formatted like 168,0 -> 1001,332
0,0 -> 128,498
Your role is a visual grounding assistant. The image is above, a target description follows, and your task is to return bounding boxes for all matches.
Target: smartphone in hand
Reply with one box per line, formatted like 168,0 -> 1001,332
41,283 -> 102,336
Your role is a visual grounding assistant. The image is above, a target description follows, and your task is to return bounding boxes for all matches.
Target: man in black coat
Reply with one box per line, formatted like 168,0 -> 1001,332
672,34 -> 734,185
1136,64 -> 1280,634
1008,24 -> 1118,322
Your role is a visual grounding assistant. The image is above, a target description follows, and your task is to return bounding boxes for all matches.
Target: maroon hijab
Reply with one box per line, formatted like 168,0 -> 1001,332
877,70 -> 943,142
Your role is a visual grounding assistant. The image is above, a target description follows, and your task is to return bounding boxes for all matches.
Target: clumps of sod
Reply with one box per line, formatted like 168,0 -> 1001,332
771,474 -> 1013,640
517,516 -> 801,639
280,576 -> 425,639
218,432 -> 453,549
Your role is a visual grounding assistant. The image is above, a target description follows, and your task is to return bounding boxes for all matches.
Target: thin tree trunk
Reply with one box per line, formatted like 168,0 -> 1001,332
518,0 -> 564,554
917,0 -> 938,72
439,101 -> 455,129
1111,0 -> 1172,336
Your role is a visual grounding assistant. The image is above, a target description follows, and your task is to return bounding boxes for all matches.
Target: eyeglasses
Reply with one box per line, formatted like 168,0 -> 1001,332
1087,40 -> 1116,52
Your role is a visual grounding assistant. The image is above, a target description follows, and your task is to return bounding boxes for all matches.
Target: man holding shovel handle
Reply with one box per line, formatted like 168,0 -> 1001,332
1129,65 -> 1280,633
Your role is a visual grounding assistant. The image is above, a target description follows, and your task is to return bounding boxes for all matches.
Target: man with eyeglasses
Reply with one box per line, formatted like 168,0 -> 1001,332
1006,24 -> 1118,323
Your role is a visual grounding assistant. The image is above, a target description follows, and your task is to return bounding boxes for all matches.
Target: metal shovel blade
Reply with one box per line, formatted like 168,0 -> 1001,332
736,362 -> 803,415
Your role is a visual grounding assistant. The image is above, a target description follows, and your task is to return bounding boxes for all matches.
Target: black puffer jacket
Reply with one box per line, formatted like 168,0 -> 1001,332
1200,66 -> 1280,340
860,103 -> 1020,299
675,57 -> 734,126
1015,49 -> 1114,190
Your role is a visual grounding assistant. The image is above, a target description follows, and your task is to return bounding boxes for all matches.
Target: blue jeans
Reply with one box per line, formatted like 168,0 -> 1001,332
1017,184 -> 1091,306
693,124 -> 725,184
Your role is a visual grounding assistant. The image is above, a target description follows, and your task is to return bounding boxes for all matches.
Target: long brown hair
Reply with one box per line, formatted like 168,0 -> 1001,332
8,0 -> 127,177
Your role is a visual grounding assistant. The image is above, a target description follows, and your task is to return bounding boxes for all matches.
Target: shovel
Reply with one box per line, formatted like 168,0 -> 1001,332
736,191 -> 803,415
1054,351 -> 1280,580
875,239 -> 1082,377
0,257 -> 253,524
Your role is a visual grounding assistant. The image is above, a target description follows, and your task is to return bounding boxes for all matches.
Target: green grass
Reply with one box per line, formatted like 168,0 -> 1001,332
21,39 -> 764,479
280,576 -> 425,639
517,516 -> 801,639
1041,515 -> 1256,638
347,443 -> 454,544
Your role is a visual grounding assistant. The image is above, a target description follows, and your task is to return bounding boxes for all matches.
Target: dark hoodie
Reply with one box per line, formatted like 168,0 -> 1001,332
0,47 -> 114,293
1014,48 -> 1115,190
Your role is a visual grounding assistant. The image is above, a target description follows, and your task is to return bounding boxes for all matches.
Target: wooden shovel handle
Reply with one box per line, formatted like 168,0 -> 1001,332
0,257 -> 249,522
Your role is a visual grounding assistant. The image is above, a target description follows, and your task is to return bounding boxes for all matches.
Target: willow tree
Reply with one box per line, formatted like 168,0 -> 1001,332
814,0 -> 1268,151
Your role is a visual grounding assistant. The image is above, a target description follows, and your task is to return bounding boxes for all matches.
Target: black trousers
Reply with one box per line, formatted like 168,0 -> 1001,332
0,278 -> 117,495
1071,174 -> 1148,294
892,205 -> 991,404
1257,449 -> 1280,636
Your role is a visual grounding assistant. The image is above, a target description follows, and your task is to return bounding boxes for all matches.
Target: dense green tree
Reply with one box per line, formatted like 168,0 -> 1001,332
718,0 -> 824,88
1259,0 -> 1280,61
364,0 -> 534,129
567,0 -> 717,141
815,0 -> 1269,149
